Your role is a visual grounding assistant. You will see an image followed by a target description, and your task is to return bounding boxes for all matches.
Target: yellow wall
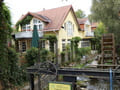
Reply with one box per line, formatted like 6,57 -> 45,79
58,10 -> 81,52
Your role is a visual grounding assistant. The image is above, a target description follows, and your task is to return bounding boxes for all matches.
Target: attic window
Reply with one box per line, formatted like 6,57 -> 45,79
66,21 -> 74,36
33,19 -> 43,30
33,19 -> 37,24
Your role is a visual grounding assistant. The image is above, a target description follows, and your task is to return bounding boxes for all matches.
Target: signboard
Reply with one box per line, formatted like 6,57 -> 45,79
49,82 -> 72,90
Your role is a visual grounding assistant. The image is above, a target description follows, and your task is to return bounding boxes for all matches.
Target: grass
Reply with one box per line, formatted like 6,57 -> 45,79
72,63 -> 86,69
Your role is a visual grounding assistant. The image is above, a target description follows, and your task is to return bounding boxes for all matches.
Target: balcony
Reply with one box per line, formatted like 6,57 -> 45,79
21,29 -> 43,32
85,31 -> 94,37
15,31 -> 43,39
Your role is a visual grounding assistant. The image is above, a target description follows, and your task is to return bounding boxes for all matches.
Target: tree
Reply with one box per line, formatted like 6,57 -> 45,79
75,9 -> 86,18
0,1 -> 25,88
90,0 -> 120,46
0,0 -> 11,83
91,22 -> 107,53
0,1 -> 11,63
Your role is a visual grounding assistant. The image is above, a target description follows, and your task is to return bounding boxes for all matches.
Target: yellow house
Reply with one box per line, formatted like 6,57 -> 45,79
77,18 -> 94,47
14,5 -> 84,53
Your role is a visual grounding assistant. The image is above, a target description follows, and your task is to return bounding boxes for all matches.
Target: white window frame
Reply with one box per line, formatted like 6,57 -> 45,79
62,39 -> 66,51
22,24 -> 31,32
21,41 -> 26,52
81,41 -> 90,47
33,19 -> 43,30
66,21 -> 73,36
67,39 -> 71,46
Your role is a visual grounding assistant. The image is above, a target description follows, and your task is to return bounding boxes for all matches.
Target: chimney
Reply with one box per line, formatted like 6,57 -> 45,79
43,8 -> 45,11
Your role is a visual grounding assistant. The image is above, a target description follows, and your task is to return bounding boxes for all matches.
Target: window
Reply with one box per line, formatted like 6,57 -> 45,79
49,42 -> 54,52
38,24 -> 43,30
85,25 -> 89,31
41,40 -> 45,48
62,39 -> 66,51
67,39 -> 71,46
21,41 -> 26,52
22,25 -> 26,31
26,24 -> 30,31
33,19 -> 37,24
81,41 -> 90,47
22,24 -> 31,31
33,19 -> 43,30
66,21 -> 74,36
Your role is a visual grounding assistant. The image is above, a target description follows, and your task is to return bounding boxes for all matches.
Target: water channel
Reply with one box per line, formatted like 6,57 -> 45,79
77,76 -> 120,90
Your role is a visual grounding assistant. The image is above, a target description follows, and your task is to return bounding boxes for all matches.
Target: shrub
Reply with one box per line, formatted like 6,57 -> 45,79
0,47 -> 27,88
77,47 -> 91,57
40,48 -> 49,62
61,51 -> 65,64
25,47 -> 50,66
25,47 -> 38,66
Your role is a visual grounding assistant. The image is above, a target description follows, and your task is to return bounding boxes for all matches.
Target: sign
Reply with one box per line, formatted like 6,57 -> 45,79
49,82 -> 72,90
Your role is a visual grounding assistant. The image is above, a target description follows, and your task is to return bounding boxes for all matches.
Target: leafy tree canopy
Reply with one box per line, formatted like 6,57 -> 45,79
91,22 -> 107,52
90,0 -> 120,45
75,9 -> 86,18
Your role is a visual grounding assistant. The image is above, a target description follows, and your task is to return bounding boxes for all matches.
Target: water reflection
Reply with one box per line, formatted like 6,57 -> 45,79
77,76 -> 120,90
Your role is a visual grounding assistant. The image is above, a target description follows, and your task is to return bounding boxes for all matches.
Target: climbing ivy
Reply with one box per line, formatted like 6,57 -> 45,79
16,15 -> 33,30
0,1 -> 12,85
71,37 -> 81,61
43,34 -> 57,52
44,34 -> 57,42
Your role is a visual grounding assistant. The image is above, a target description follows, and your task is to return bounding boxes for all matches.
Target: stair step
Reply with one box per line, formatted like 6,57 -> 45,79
104,61 -> 113,63
103,51 -> 113,54
103,47 -> 113,50
103,57 -> 113,60
103,54 -> 113,57
103,39 -> 113,42
103,33 -> 113,37
103,42 -> 113,46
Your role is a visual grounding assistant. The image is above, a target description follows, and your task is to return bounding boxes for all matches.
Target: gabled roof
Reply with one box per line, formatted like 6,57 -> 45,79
17,5 -> 80,31
77,18 -> 88,24
37,5 -> 74,31
18,12 -> 51,23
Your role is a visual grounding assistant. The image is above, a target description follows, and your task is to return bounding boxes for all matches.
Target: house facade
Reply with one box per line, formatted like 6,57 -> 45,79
14,5 -> 83,53
14,5 -> 95,53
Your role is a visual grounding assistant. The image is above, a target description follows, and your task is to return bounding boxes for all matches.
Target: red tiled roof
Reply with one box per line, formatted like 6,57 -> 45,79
77,18 -> 88,24
91,22 -> 98,28
37,5 -> 72,31
17,5 -> 80,31
18,12 -> 50,23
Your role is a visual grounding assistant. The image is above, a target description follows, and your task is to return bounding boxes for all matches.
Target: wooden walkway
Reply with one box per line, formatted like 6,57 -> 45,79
27,66 -> 120,79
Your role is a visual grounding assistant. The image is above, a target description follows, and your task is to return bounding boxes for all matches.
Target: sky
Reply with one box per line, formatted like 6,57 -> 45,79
5,0 -> 92,25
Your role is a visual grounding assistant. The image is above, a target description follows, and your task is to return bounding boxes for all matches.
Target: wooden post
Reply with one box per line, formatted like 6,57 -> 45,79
38,39 -> 42,90
56,40 -> 58,66
29,74 -> 34,90
38,74 -> 42,90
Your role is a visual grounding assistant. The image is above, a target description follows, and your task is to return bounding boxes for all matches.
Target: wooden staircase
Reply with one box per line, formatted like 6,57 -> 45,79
100,33 -> 117,68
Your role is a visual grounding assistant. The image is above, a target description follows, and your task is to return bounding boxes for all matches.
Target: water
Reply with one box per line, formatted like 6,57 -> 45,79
77,76 -> 120,90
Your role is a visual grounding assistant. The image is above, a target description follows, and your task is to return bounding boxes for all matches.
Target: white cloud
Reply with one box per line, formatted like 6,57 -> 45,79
5,0 -> 92,24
